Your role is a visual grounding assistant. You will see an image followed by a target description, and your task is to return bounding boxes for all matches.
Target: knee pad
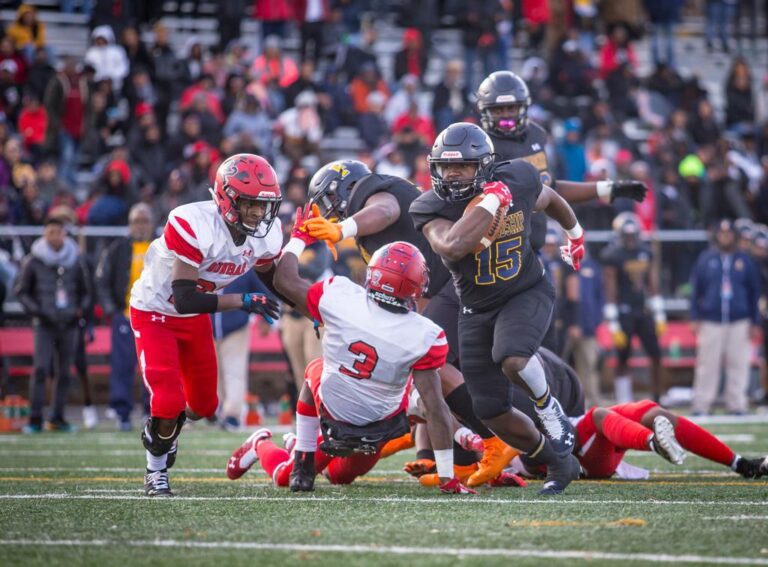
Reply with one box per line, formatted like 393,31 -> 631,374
141,412 -> 186,456
472,397 -> 510,421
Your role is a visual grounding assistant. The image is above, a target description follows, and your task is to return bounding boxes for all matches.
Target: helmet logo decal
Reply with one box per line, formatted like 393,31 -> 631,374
440,151 -> 463,158
329,163 -> 350,178
371,270 -> 382,286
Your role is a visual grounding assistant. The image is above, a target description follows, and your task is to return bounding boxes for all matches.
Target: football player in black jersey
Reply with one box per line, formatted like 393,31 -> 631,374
600,212 -> 666,403
476,71 -> 648,250
304,159 -> 517,486
411,122 -> 584,495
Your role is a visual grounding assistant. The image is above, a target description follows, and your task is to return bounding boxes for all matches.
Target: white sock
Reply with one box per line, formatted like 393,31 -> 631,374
614,375 -> 634,404
146,450 -> 168,471
295,413 -> 320,452
518,355 -> 548,401
730,455 -> 742,471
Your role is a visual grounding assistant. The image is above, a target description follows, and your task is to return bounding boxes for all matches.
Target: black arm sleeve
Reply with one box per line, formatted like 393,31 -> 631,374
254,264 -> 295,308
171,279 -> 219,314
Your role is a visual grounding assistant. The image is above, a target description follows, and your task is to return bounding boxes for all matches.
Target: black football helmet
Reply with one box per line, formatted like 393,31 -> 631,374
308,159 -> 371,219
612,212 -> 642,247
477,71 -> 532,139
428,122 -> 495,202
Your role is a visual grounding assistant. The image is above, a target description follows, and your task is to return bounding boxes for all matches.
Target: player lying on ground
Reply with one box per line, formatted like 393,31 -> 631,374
509,400 -> 768,480
228,211 -> 475,493
129,154 -> 282,497
303,159 -> 515,486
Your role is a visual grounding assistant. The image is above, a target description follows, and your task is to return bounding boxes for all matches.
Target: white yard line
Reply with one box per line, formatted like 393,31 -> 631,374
0,493 -> 766,506
0,467 -> 407,475
703,516 -> 768,521
0,539 -> 767,565
0,450 -> 231,456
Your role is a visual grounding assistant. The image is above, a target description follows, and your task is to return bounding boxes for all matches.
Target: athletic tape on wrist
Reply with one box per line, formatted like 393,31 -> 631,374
477,194 -> 501,215
339,217 -> 358,239
434,449 -> 454,480
282,238 -> 306,259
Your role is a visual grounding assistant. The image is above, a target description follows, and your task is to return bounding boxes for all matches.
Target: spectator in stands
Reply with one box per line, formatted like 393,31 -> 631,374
250,35 -> 298,89
688,99 -> 721,146
462,1 -> 502,90
357,91 -> 388,151
392,102 -> 435,149
37,159 -> 71,204
86,159 -> 134,226
180,75 -> 224,125
549,38 -> 596,99
18,89 -> 46,161
0,60 -> 23,124
185,140 -> 219,199
394,28 -> 427,83
705,0 -> 736,53
223,94 -> 273,159
14,217 -> 91,433
130,123 -> 166,191
157,168 -> 193,224
336,22 -> 378,81
522,0 -> 550,54
690,219 -> 762,415
275,90 -> 323,167
724,57 -> 755,128
644,0 -> 683,68
13,167 -> 47,225
26,46 -> 54,101
95,203 -> 154,431
218,0 -> 247,51
384,74 -> 428,126
43,56 -> 87,184
556,118 -> 588,183
349,62 -> 389,115
431,59 -> 469,133
254,0 -> 292,39
0,36 -> 27,85
295,0 -> 330,64
120,27 -> 152,77
599,24 -> 637,80
84,26 -> 129,92
375,143 -> 409,178
6,5 -> 47,63
168,112 -> 203,165
221,72 -> 246,118
148,22 -> 184,136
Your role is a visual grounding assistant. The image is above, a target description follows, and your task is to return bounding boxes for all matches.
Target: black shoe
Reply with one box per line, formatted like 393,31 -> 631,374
144,469 -> 173,497
735,457 -> 766,479
289,450 -> 316,492
539,453 -> 581,495
534,395 -> 576,456
166,439 -> 178,470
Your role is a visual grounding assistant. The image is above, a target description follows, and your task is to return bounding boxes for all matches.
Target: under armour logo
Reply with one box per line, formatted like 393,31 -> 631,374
462,306 -> 473,314
531,143 -> 542,151
243,249 -> 253,257
565,432 -> 574,446
151,314 -> 166,323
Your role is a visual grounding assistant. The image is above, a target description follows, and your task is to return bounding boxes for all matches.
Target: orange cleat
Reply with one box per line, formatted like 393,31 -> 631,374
466,437 -> 518,487
418,463 -> 478,487
380,432 -> 414,459
403,458 -> 436,478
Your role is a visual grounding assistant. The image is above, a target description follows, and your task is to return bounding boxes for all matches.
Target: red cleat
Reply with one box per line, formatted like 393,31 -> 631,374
227,428 -> 272,480
487,470 -> 528,488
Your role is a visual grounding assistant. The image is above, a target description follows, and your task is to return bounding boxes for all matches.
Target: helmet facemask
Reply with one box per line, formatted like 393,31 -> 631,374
223,188 -> 282,238
308,178 -> 349,221
429,156 -> 492,203
480,101 -> 529,139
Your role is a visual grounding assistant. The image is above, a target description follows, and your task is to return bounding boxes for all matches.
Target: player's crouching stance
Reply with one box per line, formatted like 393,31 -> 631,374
130,154 -> 282,497
227,207 -> 476,494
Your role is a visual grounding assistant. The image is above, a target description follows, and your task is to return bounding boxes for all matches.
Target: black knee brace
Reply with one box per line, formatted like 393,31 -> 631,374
141,413 -> 186,456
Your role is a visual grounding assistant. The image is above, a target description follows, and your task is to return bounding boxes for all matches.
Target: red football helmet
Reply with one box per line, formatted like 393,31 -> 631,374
365,241 -> 429,311
211,153 -> 282,238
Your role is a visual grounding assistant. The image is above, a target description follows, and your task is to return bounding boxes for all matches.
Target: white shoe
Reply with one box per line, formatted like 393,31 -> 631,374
82,406 -> 99,430
282,432 -> 297,454
651,415 -> 686,465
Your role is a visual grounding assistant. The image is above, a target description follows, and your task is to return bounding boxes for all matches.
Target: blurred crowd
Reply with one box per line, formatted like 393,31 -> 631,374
2,0 -> 768,428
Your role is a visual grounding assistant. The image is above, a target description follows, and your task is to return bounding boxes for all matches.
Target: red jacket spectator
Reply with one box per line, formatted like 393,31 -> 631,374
18,104 -> 47,148
350,64 -> 390,114
253,0 -> 292,20
599,29 -> 637,79
250,36 -> 298,88
180,79 -> 225,123
292,0 -> 331,21
392,111 -> 435,147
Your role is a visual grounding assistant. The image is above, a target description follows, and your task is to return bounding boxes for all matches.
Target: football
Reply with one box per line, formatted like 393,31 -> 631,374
464,194 -> 505,253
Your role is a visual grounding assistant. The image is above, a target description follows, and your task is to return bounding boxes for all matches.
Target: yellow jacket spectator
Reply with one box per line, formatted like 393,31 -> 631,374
6,5 -> 46,51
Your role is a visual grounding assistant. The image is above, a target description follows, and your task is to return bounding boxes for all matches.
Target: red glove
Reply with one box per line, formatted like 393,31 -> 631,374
439,478 -> 478,494
291,204 -> 317,246
481,181 -> 512,209
560,227 -> 585,271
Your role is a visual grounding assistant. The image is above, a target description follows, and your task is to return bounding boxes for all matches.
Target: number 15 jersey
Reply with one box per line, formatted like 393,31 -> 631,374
410,159 -> 545,312
306,276 -> 448,426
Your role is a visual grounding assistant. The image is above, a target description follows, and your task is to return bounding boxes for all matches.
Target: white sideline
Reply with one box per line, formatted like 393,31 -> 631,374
0,539 -> 767,565
0,493 -> 766,506
703,516 -> 768,521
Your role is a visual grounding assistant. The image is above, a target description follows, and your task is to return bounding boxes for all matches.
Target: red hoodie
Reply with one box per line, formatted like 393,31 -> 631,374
18,106 -> 47,146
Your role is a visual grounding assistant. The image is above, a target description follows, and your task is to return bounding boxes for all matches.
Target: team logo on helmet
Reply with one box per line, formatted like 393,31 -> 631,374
440,151 -> 463,158
371,269 -> 382,286
329,163 -> 351,178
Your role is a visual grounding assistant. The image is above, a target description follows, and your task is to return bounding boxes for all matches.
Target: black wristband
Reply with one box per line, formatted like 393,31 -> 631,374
171,279 -> 218,314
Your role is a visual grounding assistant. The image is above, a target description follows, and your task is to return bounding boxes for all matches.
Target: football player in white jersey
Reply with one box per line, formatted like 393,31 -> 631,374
227,207 -> 476,494
130,153 -> 282,497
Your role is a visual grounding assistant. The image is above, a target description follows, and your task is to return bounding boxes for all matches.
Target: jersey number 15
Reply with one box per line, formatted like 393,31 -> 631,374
474,236 -> 522,285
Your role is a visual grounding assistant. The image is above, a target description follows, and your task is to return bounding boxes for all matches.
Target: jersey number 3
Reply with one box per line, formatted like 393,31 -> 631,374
339,341 -> 379,380
475,236 -> 522,285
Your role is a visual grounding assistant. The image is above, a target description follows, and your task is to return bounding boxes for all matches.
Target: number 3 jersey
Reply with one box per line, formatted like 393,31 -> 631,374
306,276 -> 448,425
130,201 -> 283,316
410,159 -> 545,312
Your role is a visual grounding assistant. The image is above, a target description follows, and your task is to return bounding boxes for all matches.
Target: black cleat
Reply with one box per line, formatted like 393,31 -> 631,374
538,453 -> 581,495
735,457 -> 766,479
533,395 -> 576,457
144,469 -> 173,497
289,450 -> 316,492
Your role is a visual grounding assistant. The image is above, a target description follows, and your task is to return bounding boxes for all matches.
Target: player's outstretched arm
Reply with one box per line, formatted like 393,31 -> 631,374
306,192 -> 401,242
556,179 -> 648,204
536,185 -> 585,270
273,205 -> 316,319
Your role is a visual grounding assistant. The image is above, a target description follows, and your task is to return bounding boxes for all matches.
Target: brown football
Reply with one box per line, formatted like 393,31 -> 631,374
464,194 -> 505,254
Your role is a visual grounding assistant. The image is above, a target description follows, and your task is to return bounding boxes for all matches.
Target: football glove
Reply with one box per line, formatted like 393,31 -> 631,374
560,230 -> 585,271
604,303 -> 628,350
455,427 -> 484,453
291,204 -> 317,246
302,205 -> 339,260
611,180 -> 648,203
439,478 -> 478,494
241,293 -> 280,324
481,181 -> 512,209
649,295 -> 667,336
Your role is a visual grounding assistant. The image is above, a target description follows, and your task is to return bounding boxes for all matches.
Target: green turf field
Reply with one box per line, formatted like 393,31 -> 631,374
1,419 -> 767,566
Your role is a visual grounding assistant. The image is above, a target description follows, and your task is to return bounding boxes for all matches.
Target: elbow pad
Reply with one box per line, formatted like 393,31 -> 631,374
171,279 -> 218,314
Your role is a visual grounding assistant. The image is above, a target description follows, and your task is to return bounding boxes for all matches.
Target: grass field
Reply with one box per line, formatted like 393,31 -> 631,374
1,418 -> 768,566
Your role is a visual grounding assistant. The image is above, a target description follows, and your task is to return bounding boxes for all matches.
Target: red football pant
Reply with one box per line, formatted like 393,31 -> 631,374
130,307 -> 218,419
257,436 -> 381,487
575,400 -> 658,478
